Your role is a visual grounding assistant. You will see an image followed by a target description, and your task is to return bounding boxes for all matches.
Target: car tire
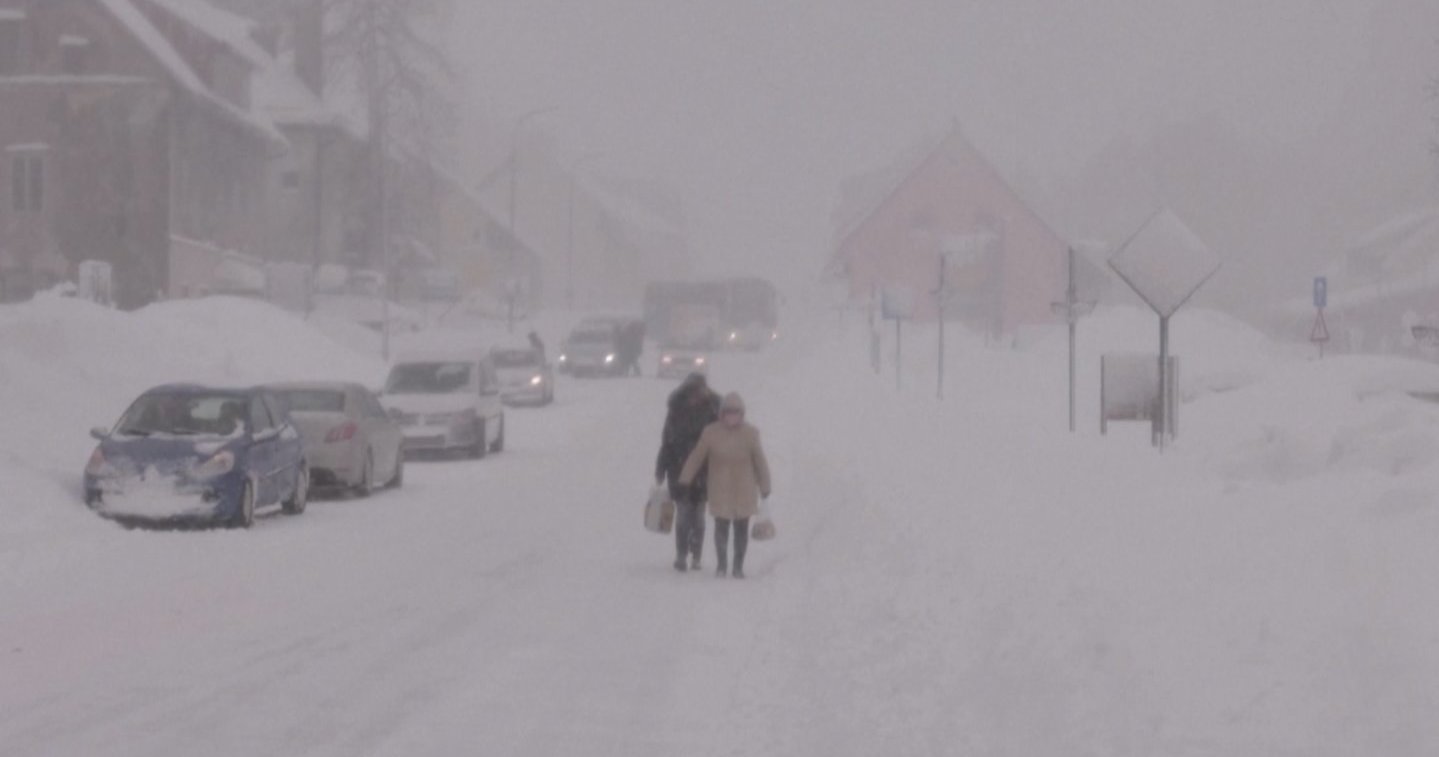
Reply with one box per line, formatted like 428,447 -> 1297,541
389,454 -> 404,488
469,419 -> 488,460
232,479 -> 256,529
354,451 -> 374,498
283,463 -> 309,515
490,416 -> 505,454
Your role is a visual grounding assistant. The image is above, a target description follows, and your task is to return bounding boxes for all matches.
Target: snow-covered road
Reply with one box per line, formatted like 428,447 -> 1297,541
3,297 -> 1439,756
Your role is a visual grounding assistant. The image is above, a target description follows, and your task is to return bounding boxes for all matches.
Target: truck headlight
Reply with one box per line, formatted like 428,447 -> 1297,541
530,375 -> 544,386
604,354 -> 616,364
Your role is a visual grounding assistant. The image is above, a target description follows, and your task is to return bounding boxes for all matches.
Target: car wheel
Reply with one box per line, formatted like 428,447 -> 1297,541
283,463 -> 309,515
354,451 -> 374,498
389,454 -> 404,488
470,419 -> 488,460
232,479 -> 256,529
490,415 -> 505,454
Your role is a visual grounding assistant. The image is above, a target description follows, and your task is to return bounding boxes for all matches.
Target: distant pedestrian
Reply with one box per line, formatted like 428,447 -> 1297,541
679,392 -> 771,578
528,330 -> 546,363
655,373 -> 720,571
620,320 -> 646,377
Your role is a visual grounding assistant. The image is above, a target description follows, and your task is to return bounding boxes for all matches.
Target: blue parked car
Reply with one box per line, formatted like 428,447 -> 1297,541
84,384 -> 309,528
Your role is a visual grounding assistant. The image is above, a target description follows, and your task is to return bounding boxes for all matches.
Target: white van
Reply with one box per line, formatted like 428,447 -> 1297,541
379,352 -> 506,459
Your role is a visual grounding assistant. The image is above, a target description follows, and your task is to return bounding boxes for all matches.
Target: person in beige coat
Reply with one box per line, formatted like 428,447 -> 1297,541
678,392 -> 771,578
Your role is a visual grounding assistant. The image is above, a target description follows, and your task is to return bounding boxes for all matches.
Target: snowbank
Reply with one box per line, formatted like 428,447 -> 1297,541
0,294 -> 385,544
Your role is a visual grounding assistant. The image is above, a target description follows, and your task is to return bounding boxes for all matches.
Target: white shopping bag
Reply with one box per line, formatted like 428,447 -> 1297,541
644,485 -> 675,534
751,500 -> 775,541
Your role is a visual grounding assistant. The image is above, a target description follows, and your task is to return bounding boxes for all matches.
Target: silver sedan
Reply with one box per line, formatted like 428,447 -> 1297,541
270,382 -> 404,497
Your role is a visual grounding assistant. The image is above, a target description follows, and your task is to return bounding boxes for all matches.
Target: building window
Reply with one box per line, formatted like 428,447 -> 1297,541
10,150 -> 45,213
0,15 -> 22,75
61,35 -> 91,75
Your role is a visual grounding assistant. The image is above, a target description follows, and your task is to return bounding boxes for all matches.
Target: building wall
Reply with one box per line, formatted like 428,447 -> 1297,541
0,1 -> 173,307
836,144 -> 1066,333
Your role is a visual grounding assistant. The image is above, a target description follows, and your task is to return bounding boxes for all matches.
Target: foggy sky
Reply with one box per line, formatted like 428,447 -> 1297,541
453,0 -> 1433,301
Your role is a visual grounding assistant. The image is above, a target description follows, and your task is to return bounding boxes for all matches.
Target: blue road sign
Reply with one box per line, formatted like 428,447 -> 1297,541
1314,276 -> 1327,309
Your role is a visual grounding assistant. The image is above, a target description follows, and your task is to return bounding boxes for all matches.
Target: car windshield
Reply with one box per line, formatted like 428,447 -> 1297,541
385,362 -> 474,394
492,349 -> 539,369
277,389 -> 346,413
115,393 -> 248,438
569,326 -> 614,344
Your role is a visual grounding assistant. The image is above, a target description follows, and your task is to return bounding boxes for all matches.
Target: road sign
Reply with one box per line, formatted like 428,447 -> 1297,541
1313,276 -> 1327,309
1108,209 -> 1222,318
1311,309 -> 1330,343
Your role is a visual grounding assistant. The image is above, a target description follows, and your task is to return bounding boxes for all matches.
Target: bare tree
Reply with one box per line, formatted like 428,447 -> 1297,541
323,0 -> 455,357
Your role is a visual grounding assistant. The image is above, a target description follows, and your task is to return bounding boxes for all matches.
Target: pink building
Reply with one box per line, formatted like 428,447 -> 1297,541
829,126 -> 1068,334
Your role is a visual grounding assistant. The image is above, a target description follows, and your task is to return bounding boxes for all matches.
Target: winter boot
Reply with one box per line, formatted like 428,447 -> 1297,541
674,556 -> 688,572
732,521 -> 748,579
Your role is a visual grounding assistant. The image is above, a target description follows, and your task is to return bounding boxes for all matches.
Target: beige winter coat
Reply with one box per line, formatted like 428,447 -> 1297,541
679,397 -> 771,520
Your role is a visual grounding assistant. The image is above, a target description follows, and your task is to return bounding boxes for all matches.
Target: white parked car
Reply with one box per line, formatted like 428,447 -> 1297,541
380,352 -> 506,459
490,343 -> 555,406
270,382 -> 404,496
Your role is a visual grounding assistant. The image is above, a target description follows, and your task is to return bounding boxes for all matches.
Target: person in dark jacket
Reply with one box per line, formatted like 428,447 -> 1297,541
655,372 -> 720,571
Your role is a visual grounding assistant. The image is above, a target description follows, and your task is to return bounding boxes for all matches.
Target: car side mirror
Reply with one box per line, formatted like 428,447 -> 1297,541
90,426 -> 110,441
254,427 -> 281,443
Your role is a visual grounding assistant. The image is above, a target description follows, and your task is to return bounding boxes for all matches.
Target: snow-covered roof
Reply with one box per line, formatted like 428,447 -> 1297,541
95,0 -> 285,146
141,0 -> 273,70
252,51 -> 361,138
1274,208 -> 1439,316
575,176 -> 685,238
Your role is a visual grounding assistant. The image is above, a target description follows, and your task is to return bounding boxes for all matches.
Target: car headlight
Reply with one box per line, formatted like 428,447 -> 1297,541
696,357 -> 707,365
530,375 -> 544,386
558,354 -> 568,363
604,354 -> 616,363
85,448 -> 114,477
192,450 -> 235,479
662,355 -> 673,364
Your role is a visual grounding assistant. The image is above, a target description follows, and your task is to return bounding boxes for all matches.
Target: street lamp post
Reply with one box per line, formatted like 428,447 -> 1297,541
566,152 -> 607,313
505,105 -> 557,331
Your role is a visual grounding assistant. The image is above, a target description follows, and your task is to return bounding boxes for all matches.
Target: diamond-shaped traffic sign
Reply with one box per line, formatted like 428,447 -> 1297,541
1108,209 -> 1222,318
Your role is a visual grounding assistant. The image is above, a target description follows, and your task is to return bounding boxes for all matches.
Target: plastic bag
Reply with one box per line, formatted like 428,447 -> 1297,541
751,500 -> 775,541
644,485 -> 675,534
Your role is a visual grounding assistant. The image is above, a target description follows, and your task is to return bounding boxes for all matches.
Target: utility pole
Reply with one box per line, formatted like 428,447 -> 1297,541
1052,246 -> 1095,432
361,3 -> 391,361
507,106 -> 557,332
936,254 -> 948,401
566,152 -> 605,313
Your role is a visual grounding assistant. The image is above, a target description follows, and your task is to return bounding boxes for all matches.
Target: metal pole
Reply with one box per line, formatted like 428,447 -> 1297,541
1156,315 -> 1170,449
506,106 -> 557,332
566,172 -> 575,312
1067,247 -> 1077,433
937,255 -> 946,401
896,318 -> 902,392
361,3 -> 390,361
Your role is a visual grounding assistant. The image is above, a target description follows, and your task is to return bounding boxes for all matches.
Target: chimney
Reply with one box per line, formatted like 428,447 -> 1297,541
292,0 -> 324,96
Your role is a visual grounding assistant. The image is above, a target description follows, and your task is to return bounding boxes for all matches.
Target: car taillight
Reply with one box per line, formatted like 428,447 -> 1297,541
326,422 -> 358,443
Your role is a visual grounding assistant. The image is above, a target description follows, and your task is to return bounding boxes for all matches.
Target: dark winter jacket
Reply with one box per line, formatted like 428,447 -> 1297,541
655,374 -> 720,500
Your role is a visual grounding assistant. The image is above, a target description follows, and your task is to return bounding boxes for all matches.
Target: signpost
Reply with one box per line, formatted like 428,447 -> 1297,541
1310,276 -> 1330,358
881,287 -> 914,392
1052,246 -> 1096,432
1107,209 -> 1221,449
